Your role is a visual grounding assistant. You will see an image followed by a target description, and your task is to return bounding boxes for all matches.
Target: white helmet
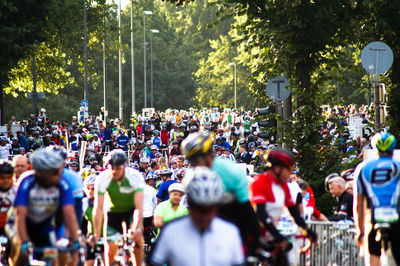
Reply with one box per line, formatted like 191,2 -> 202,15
168,182 -> 185,194
84,174 -> 96,186
31,148 -> 64,171
184,167 -> 225,206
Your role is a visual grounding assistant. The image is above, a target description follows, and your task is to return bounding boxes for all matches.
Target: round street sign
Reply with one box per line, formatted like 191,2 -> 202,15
361,41 -> 393,74
266,76 -> 291,102
81,99 -> 88,107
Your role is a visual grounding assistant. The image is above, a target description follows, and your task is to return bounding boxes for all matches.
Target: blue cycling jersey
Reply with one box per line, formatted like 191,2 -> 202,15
355,156 -> 400,208
212,156 -> 249,203
14,173 -> 74,233
117,135 -> 130,151
157,180 -> 177,202
63,168 -> 83,199
153,137 -> 161,149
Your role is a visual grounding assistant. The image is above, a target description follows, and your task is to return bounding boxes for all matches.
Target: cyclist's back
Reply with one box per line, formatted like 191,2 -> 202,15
354,132 -> 400,266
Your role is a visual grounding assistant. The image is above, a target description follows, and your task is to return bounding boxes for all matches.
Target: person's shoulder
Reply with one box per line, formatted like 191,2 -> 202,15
16,170 -> 35,190
163,215 -> 189,231
212,217 -> 240,234
97,169 -> 111,181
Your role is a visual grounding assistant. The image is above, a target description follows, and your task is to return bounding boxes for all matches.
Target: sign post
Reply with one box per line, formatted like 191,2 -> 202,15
361,41 -> 393,131
266,76 -> 291,142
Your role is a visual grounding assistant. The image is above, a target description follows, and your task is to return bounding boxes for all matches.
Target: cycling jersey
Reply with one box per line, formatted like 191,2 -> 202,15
14,171 -> 74,233
152,136 -> 161,149
116,135 -> 130,151
153,200 -> 188,224
143,185 -> 157,218
211,156 -> 249,203
63,168 -> 83,199
149,216 -> 244,266
0,187 -> 16,229
96,167 -> 144,213
251,171 -> 294,224
0,146 -> 9,160
355,157 -> 400,212
156,180 -> 177,201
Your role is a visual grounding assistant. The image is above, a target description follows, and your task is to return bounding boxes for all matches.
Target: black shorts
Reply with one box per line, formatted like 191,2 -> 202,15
367,220 -> 400,264
85,242 -> 104,260
106,210 -> 134,236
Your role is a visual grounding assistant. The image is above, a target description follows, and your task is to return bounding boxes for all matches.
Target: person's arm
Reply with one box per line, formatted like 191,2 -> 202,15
93,194 -> 104,241
153,216 -> 164,228
16,206 -> 30,243
354,193 -> 364,244
63,204 -> 79,242
288,205 -> 317,242
256,203 -> 285,241
132,191 -> 144,231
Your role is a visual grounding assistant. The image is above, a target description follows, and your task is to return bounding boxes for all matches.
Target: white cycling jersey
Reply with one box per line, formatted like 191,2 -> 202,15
149,216 -> 244,266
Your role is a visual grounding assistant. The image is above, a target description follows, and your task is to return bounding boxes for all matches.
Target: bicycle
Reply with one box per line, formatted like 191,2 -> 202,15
0,235 -> 9,266
27,244 -> 79,266
107,222 -> 137,266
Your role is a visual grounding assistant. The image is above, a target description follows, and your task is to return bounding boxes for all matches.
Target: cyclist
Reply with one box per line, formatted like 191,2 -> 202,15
0,161 -> 17,264
156,169 -> 176,202
15,148 -> 79,265
181,132 -> 261,256
81,174 -> 99,266
148,167 -> 244,266
153,183 -> 188,230
353,132 -> 400,265
93,149 -> 144,265
251,149 -> 317,256
143,175 -> 157,250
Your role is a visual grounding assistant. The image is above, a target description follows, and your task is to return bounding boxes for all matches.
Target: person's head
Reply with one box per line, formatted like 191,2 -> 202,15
290,169 -> 301,182
0,160 -> 14,191
12,155 -> 29,180
176,156 -> 184,168
160,169 -> 173,181
105,149 -> 127,181
140,157 -> 149,169
327,176 -> 346,198
184,167 -> 224,230
172,140 -> 179,149
297,179 -> 309,197
69,160 -> 79,172
168,183 -> 185,206
150,160 -> 158,170
181,132 -> 214,167
31,148 -> 65,188
83,174 -> 96,199
371,132 -> 396,157
145,174 -> 157,187
266,149 -> 295,184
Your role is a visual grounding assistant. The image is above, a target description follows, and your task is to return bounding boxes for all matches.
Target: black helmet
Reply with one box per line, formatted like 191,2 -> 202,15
0,160 -> 14,176
105,149 -> 127,167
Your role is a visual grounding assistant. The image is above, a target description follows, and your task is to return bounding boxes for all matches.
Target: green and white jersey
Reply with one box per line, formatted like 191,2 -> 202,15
96,167 -> 144,213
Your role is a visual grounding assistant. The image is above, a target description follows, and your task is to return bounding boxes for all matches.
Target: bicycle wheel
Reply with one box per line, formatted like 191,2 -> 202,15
94,256 -> 105,266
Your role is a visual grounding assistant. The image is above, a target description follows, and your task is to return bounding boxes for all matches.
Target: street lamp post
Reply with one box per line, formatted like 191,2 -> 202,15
83,0 -> 88,101
229,62 -> 237,110
143,11 -> 153,109
131,0 -> 136,116
118,0 -> 123,121
150,29 -> 159,108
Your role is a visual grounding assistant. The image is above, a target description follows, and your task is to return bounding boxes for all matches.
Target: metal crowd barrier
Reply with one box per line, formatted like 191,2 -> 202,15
300,221 -> 364,266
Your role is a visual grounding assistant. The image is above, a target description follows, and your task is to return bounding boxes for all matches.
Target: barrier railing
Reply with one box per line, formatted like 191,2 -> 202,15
300,221 -> 364,266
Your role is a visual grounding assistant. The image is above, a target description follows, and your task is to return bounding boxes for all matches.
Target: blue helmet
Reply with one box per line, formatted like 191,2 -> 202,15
372,132 -> 397,153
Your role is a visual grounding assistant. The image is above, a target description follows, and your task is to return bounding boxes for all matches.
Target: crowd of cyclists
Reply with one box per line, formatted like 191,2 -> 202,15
0,104 -> 398,266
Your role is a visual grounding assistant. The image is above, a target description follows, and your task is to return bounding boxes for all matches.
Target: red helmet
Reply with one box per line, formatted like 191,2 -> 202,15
267,149 -> 295,168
